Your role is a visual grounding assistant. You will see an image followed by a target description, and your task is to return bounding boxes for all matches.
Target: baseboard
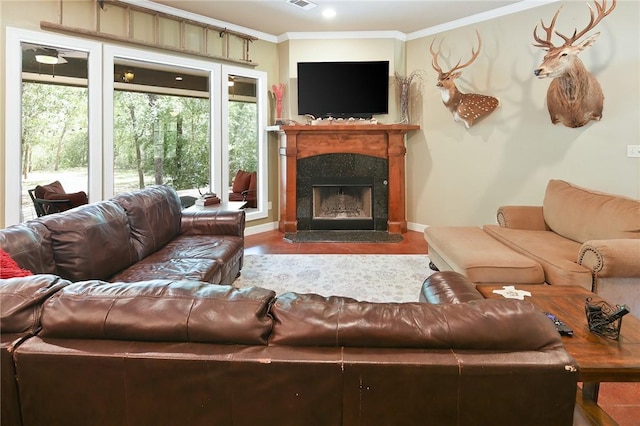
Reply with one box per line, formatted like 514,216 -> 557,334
245,221 -> 279,236
407,222 -> 427,233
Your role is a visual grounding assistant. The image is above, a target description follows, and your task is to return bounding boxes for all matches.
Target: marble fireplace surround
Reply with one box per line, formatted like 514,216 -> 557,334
277,124 -> 419,234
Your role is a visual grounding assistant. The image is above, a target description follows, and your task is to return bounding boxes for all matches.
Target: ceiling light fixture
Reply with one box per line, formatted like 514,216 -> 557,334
35,54 -> 60,65
34,48 -> 61,65
175,76 -> 183,81
123,70 -> 135,82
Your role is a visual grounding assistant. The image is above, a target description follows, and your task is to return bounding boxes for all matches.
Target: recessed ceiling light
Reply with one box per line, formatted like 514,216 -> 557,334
175,76 -> 183,81
322,8 -> 336,19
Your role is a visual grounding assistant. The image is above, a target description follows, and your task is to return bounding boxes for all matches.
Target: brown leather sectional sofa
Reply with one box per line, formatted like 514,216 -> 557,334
1,272 -> 580,425
0,185 -> 245,285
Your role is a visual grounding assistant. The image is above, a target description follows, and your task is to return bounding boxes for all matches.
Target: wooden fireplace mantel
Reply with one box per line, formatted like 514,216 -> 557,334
275,124 -> 419,234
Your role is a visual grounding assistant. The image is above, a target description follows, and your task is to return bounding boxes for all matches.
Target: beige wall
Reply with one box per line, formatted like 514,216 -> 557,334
2,0 -> 639,230
281,37 -> 404,122
406,0 -> 640,227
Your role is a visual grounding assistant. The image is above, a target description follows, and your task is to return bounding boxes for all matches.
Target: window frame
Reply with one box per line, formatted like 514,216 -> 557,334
5,27 -> 102,226
5,27 -> 268,226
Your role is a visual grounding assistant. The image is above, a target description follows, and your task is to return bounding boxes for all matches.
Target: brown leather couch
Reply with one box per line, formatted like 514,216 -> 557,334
0,185 -> 245,285
1,272 -> 579,426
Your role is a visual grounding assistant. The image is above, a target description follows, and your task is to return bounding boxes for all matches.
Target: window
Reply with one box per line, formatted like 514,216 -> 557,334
6,27 -> 268,226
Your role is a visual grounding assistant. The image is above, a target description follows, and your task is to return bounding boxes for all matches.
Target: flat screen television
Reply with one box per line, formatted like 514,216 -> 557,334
297,61 -> 389,119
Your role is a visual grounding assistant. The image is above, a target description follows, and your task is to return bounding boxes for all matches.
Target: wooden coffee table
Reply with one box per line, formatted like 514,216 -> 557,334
478,284 -> 640,403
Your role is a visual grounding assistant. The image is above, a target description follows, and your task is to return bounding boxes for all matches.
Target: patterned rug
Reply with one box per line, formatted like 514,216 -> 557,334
233,254 -> 434,302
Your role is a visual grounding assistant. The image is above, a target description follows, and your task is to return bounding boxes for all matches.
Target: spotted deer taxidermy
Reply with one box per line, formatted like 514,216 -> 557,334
429,31 -> 499,129
533,0 -> 616,128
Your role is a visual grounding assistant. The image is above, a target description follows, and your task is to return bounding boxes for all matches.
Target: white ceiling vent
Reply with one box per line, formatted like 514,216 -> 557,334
286,0 -> 317,11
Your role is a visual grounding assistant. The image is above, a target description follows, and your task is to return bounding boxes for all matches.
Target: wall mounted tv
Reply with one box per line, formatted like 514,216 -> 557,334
297,61 -> 389,119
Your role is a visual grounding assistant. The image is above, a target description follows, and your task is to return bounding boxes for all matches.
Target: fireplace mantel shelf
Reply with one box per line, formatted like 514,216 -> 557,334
274,124 -> 420,234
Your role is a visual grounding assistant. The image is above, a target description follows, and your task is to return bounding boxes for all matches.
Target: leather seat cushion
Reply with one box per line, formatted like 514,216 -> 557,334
271,292 -> 562,351
40,201 -> 136,281
40,280 -> 276,344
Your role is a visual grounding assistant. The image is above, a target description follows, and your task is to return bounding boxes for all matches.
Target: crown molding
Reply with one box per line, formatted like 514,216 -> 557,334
407,0 -> 560,40
278,31 -> 406,43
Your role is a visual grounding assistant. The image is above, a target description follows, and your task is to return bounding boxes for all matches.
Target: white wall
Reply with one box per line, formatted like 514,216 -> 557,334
405,0 -> 639,228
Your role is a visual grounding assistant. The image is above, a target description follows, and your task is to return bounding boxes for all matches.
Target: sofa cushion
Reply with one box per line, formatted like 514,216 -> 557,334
40,280 -> 275,345
270,292 -> 562,351
424,226 -> 545,285
0,275 -> 70,334
112,185 -> 182,261
0,222 -> 56,275
484,224 -> 592,289
40,201 -> 136,281
109,257 -> 223,284
543,180 -> 640,243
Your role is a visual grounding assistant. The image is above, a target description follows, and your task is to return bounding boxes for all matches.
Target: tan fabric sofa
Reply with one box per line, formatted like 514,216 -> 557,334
426,180 -> 640,317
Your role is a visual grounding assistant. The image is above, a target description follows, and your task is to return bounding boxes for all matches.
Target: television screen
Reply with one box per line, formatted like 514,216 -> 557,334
297,61 -> 389,119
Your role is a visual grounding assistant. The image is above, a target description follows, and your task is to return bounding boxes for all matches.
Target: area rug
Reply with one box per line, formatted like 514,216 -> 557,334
284,231 -> 403,243
233,254 -> 433,302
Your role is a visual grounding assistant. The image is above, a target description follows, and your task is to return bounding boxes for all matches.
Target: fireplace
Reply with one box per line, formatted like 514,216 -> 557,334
311,179 -> 374,230
276,124 -> 419,234
297,154 -> 388,231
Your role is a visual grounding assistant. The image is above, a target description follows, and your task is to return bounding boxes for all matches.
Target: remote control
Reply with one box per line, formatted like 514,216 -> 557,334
544,312 -> 573,337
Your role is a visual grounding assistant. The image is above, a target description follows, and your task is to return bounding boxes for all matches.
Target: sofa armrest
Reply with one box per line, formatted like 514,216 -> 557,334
419,271 -> 484,304
497,206 -> 548,230
180,210 -> 245,237
578,239 -> 640,277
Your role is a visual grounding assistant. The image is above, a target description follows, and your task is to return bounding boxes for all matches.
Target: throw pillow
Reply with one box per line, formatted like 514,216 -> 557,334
0,248 -> 33,278
34,180 -> 66,199
232,170 -> 252,193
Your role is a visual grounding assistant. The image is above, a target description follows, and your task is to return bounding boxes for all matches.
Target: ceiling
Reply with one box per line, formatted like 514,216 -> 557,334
149,0 -> 530,36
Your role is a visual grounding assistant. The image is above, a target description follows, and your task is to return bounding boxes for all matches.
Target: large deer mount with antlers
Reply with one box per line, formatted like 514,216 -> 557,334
533,0 -> 616,128
430,31 -> 499,129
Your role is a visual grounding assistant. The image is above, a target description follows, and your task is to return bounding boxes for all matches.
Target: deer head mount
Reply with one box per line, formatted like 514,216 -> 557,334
429,31 -> 499,129
533,0 -> 616,128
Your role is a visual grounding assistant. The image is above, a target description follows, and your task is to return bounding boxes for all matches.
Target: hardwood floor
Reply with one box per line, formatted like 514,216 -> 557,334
244,229 -> 639,426
244,229 -> 428,255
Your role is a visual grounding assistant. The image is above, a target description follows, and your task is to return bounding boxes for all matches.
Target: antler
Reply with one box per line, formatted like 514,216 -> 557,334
449,31 -> 482,74
559,0 -> 616,45
430,31 -> 482,74
533,7 -> 561,48
429,39 -> 443,73
533,0 -> 616,48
